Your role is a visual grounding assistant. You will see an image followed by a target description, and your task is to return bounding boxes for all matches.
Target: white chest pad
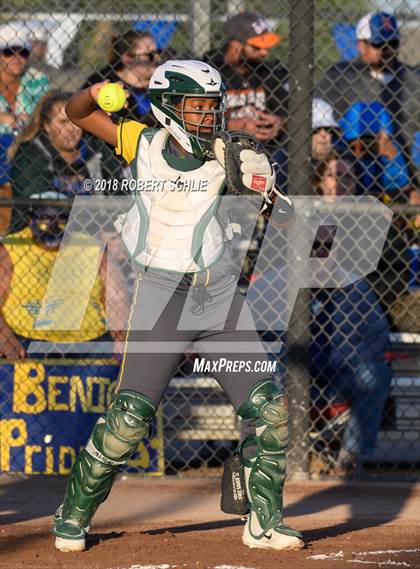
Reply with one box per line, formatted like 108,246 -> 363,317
116,129 -> 227,273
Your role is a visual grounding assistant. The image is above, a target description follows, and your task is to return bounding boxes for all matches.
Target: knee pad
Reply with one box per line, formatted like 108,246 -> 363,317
86,389 -> 156,465
238,378 -> 288,457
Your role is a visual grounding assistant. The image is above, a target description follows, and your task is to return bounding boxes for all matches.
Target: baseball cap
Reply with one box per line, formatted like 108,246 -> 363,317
0,21 -> 31,51
225,12 -> 282,49
26,21 -> 49,44
312,98 -> 339,130
339,101 -> 393,141
356,12 -> 400,45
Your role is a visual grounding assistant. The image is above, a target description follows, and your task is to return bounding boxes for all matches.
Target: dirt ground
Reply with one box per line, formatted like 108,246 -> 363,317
1,475 -> 419,569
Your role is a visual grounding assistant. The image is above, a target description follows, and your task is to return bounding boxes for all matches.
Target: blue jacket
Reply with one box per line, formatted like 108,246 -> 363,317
311,278 -> 390,377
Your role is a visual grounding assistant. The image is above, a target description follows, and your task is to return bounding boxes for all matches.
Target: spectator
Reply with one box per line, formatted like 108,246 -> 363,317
314,147 -> 409,314
310,283 -> 392,476
310,155 -> 393,476
388,189 -> 420,333
312,151 -> 356,197
316,12 -> 420,180
8,91 -> 127,232
84,30 -> 160,125
0,195 -> 127,360
336,100 -> 411,313
0,22 -> 50,136
244,154 -> 392,476
274,98 -> 342,191
0,22 -> 50,215
243,102 -> 343,285
203,11 -> 288,147
312,98 -> 342,161
340,100 -> 410,196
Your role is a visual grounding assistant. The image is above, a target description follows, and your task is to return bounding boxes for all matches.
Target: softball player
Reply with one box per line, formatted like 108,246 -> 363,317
52,60 -> 303,553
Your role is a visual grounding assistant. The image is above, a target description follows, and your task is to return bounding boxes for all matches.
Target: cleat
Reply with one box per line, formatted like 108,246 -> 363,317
242,516 -> 304,551
53,519 -> 87,552
54,536 -> 86,553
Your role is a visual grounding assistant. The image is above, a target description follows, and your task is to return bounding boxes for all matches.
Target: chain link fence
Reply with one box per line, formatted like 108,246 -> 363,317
0,0 -> 419,481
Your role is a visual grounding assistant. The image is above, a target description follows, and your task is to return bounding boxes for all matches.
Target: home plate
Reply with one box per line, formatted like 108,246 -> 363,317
123,565 -> 173,569
120,565 -> 257,569
308,548 -> 420,566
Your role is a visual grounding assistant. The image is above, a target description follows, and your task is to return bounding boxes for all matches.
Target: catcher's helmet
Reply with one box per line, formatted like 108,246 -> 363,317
149,60 -> 226,160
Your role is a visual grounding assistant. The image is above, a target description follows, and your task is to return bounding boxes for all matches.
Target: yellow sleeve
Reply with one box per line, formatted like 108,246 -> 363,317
115,119 -> 147,164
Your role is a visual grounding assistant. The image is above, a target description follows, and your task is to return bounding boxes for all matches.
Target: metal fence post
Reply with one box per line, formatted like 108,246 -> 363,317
226,0 -> 246,17
286,0 -> 314,478
190,0 -> 211,58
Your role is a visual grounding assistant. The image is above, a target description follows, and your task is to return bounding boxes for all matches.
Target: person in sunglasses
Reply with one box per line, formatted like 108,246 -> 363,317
0,22 -> 50,136
203,11 -> 288,148
316,12 -> 420,183
0,192 -> 128,360
84,29 -> 160,126
0,22 -> 50,233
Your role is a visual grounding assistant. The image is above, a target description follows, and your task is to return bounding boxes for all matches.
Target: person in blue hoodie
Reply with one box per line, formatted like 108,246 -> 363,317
339,101 -> 411,314
339,100 -> 410,197
245,152 -> 393,476
311,282 -> 392,476
310,153 -> 393,475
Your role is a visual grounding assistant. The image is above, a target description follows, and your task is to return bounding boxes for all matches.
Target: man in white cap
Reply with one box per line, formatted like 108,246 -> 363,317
311,98 -> 340,160
273,98 -> 341,192
316,11 -> 419,180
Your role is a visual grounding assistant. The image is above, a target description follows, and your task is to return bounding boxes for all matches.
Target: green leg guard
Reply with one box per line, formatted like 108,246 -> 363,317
53,390 -> 156,541
238,379 -> 303,544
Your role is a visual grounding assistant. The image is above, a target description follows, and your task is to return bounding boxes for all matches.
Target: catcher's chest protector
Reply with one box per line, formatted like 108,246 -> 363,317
117,129 -> 227,273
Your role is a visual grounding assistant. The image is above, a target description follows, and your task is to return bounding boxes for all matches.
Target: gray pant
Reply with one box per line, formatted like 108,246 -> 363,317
115,268 -> 272,411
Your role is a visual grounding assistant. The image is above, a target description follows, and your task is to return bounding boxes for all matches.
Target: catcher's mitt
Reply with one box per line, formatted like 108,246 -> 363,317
212,131 -> 275,196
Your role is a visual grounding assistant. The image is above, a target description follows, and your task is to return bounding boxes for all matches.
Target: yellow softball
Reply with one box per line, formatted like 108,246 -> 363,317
97,83 -> 126,112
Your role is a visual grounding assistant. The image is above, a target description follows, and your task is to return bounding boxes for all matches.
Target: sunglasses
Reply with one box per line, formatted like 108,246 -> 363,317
369,40 -> 400,50
2,46 -> 31,58
127,49 -> 161,64
245,42 -> 271,52
37,220 -> 67,231
312,127 -> 336,135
